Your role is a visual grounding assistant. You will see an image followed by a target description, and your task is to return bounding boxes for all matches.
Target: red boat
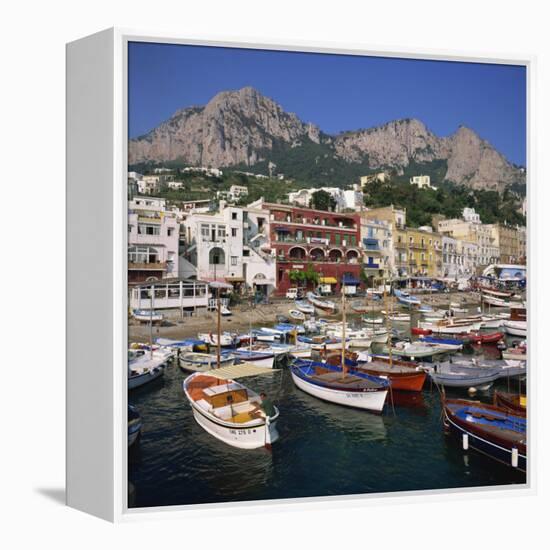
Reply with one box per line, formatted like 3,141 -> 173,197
469,331 -> 505,344
325,352 -> 427,392
411,327 -> 432,336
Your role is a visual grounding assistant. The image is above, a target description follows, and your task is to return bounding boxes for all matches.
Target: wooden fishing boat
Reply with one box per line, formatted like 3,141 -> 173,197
503,321 -> 527,337
230,349 -> 276,369
480,286 -> 514,298
469,331 -> 505,344
381,311 -> 411,322
183,373 -> 280,449
294,300 -> 315,315
132,309 -> 163,323
427,362 -> 500,389
198,331 -> 236,347
179,352 -> 236,373
306,291 -> 337,314
362,315 -> 384,325
355,356 -> 426,392
289,309 -> 306,321
494,391 -> 527,416
482,294 -> 509,307
290,359 -> 389,412
411,327 -> 432,336
442,398 -> 527,472
128,351 -> 167,390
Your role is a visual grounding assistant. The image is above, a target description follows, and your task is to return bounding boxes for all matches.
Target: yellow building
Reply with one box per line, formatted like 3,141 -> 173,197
402,227 -> 442,277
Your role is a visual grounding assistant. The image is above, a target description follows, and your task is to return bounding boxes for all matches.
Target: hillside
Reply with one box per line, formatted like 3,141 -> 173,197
129,87 -> 526,192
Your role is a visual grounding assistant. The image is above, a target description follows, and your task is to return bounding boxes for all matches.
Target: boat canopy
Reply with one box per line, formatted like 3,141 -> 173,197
342,275 -> 360,285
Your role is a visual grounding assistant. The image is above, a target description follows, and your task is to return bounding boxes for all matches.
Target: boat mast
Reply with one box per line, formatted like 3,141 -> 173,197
341,282 -> 347,376
384,277 -> 393,367
216,285 -> 221,369
149,284 -> 154,360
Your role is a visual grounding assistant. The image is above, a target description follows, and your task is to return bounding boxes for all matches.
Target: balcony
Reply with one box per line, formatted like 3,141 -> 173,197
128,261 -> 167,271
364,261 -> 380,269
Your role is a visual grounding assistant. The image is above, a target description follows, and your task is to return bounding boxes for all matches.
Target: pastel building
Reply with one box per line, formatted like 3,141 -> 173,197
258,201 -> 362,295
128,197 -> 180,283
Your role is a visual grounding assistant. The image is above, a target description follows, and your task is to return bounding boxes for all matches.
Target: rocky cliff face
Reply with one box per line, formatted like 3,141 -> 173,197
129,87 -> 524,190
129,86 -> 321,167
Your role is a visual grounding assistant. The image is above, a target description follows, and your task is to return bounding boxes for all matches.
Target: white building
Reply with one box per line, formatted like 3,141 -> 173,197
181,203 -> 275,296
182,166 -> 223,178
462,207 -> 481,223
137,175 -> 161,195
219,184 -> 250,203
288,185 -> 363,212
410,175 -> 437,190
360,172 -> 389,188
128,196 -> 180,282
167,181 -> 185,189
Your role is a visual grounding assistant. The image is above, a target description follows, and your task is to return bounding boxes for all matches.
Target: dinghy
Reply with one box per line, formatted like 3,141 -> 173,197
179,352 -> 236,373
231,349 -> 276,369
289,309 -> 306,321
294,300 -> 315,315
128,404 -> 142,447
128,350 -> 167,390
132,309 -> 163,323
183,373 -> 280,449
426,362 -> 500,389
306,292 -> 337,314
198,332 -> 236,347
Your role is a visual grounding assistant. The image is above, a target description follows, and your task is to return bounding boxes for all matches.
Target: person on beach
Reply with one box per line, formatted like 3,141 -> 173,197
252,392 -> 276,418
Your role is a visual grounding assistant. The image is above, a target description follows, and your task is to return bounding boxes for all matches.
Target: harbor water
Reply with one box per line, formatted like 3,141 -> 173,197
128,314 -> 526,508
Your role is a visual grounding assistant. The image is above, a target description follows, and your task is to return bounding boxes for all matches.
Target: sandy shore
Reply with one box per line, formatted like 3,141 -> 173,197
128,291 -> 483,343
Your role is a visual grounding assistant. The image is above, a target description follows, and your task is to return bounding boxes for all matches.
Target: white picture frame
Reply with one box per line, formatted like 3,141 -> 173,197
66,27 -> 535,522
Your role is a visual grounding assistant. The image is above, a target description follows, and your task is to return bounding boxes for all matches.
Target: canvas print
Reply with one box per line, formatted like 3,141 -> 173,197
126,42 -> 527,509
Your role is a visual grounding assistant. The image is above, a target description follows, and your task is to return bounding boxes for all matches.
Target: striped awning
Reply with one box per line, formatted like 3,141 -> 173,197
319,276 -> 338,284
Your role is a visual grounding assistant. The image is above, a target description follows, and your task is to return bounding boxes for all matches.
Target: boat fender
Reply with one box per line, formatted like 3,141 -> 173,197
511,448 -> 518,468
462,434 -> 469,450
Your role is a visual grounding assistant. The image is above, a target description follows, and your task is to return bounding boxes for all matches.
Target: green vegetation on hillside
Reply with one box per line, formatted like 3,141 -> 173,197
363,177 -> 526,227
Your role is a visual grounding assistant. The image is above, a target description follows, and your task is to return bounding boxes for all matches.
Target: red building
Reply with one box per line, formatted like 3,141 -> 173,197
261,203 -> 362,296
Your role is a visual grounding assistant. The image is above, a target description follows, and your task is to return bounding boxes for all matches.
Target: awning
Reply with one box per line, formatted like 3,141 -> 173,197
225,276 -> 245,282
342,275 -> 361,285
363,238 -> 379,245
275,226 -> 290,232
319,277 -> 337,284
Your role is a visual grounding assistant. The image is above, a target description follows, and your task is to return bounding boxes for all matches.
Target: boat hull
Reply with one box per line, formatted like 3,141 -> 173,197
358,368 -> 426,392
443,404 -> 526,472
179,354 -> 235,373
128,365 -> 165,390
291,370 -> 387,412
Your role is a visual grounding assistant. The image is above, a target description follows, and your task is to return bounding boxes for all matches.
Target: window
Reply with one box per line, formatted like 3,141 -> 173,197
201,224 -> 210,240
217,225 -> 226,239
231,228 -> 238,237
350,235 -> 356,246
167,227 -> 174,237
335,234 -> 341,245
138,224 -> 160,236
209,247 -> 225,265
243,249 -> 250,257
232,212 -> 238,220
128,246 -> 159,264
231,256 -> 238,266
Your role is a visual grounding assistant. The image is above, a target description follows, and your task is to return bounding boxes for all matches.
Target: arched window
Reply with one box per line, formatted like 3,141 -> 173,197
209,247 -> 225,265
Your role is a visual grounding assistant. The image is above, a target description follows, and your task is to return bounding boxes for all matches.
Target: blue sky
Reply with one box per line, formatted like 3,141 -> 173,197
129,42 -> 526,166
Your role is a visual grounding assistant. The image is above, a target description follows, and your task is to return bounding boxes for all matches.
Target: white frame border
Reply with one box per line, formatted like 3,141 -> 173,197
108,28 -> 535,522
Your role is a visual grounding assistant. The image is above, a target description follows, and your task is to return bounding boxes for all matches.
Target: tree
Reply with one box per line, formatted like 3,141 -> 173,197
310,189 -> 337,211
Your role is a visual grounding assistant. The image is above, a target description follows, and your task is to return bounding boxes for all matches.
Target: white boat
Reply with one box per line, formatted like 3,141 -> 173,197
306,292 -> 337,314
421,309 -> 446,318
419,319 -> 481,334
220,305 -> 232,316
295,300 -> 315,315
231,349 -> 276,369
479,315 -> 504,329
381,311 -> 411,322
382,342 -> 452,359
183,373 -> 280,449
179,352 -> 235,373
198,332 -> 235,347
132,309 -> 163,323
503,320 -> 527,337
426,362 -> 500,389
482,294 -> 509,307
291,359 -> 389,412
289,309 -> 306,321
362,316 -> 384,325
128,350 -> 167,390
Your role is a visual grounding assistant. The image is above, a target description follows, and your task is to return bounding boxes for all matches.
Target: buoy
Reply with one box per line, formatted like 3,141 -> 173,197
512,447 -> 518,468
462,433 -> 469,450
468,387 -> 477,396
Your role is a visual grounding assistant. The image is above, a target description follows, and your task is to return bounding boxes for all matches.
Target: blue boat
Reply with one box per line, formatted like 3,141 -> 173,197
290,358 -> 389,412
420,336 -> 464,346
443,398 -> 527,472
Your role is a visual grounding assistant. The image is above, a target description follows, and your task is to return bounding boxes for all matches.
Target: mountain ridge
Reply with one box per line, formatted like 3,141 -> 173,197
129,86 -> 525,191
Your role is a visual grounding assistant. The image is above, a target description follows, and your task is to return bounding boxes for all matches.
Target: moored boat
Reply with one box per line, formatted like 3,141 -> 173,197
183,373 -> 280,449
132,309 -> 163,323
442,398 -> 526,472
128,351 -> 167,390
128,404 -> 142,446
294,300 -> 315,315
494,391 -> 527,416
179,352 -> 235,373
306,291 -> 337,314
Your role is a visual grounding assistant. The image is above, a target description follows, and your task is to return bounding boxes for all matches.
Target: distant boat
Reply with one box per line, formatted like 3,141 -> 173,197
289,309 -> 306,321
394,289 -> 421,307
231,348 -> 276,369
362,315 -> 384,325
128,404 -> 142,447
294,300 -> 315,315
503,320 -> 527,337
132,309 -> 163,323
220,304 -> 232,316
183,372 -> 280,449
468,331 -> 505,344
179,352 -> 235,373
306,292 -> 337,314
442,398 -> 526,472
198,332 -> 236,347
381,311 -> 411,322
